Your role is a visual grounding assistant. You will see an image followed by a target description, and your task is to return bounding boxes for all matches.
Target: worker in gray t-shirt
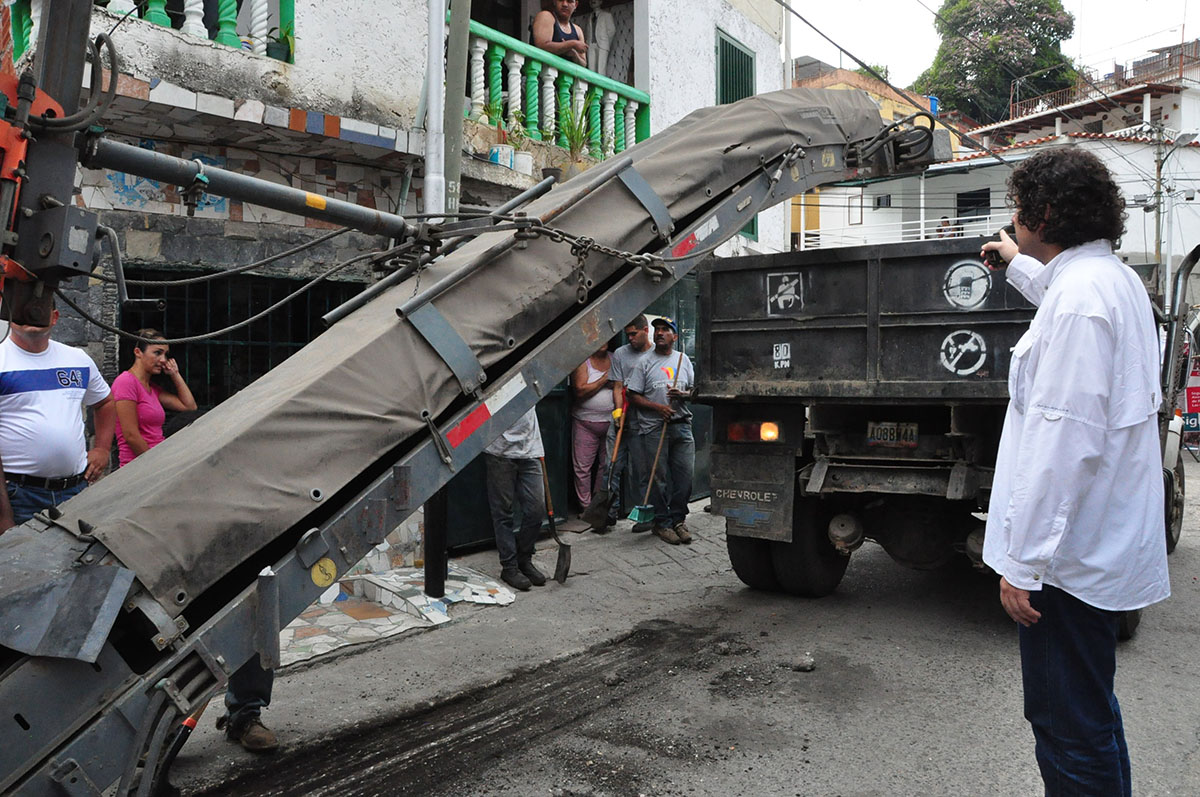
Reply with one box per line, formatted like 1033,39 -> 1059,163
483,408 -> 548,591
625,316 -> 695,545
598,314 -> 653,528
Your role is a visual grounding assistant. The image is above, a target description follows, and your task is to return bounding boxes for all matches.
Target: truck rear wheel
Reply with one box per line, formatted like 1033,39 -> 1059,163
726,532 -> 781,591
770,498 -> 848,597
1118,609 -> 1141,641
1166,458 -> 1184,554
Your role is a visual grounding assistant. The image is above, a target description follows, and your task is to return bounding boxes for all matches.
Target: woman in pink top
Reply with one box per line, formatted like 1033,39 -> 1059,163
113,329 -> 197,467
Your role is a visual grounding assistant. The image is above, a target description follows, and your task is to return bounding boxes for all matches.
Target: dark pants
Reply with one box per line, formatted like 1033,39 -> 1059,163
634,422 -> 694,526
224,654 -> 274,733
605,418 -> 642,521
484,454 -> 543,570
5,480 -> 85,525
1019,585 -> 1130,797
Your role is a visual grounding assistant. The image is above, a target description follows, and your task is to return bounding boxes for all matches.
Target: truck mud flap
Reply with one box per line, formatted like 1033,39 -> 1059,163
710,447 -> 794,541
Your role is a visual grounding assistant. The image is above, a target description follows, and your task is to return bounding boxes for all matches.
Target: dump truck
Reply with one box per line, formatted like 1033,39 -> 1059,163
701,237 -> 1191,620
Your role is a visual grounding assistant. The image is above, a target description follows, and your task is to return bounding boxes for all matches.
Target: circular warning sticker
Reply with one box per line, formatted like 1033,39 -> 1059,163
942,260 -> 991,310
939,330 -> 988,376
310,557 -> 338,588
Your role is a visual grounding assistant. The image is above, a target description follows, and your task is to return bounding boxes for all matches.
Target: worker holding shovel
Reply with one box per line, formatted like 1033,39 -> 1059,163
624,317 -> 696,545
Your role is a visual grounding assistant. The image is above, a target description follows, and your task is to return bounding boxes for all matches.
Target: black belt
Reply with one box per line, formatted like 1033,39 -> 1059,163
4,471 -> 85,490
668,417 -> 690,424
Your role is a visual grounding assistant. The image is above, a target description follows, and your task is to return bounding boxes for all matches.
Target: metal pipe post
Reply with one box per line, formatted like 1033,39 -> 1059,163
444,0 -> 472,217
85,137 -> 416,239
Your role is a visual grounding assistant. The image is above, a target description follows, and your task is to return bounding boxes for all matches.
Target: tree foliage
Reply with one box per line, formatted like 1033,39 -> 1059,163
855,64 -> 890,82
911,0 -> 1077,125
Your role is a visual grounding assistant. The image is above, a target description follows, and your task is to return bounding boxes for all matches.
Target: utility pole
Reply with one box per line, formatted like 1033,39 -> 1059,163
444,0 -> 472,218
1153,127 -> 1198,312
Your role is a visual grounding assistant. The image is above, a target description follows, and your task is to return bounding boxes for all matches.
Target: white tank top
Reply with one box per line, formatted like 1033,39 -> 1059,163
573,357 -> 615,422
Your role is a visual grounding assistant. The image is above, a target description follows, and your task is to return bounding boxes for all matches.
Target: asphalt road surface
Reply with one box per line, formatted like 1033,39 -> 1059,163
182,462 -> 1200,797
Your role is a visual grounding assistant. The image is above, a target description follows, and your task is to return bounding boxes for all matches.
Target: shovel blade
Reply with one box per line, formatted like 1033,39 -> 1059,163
580,489 -> 612,530
554,543 -> 571,584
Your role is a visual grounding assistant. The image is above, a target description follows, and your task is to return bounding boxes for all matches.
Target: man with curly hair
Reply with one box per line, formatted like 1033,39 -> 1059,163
981,147 -> 1168,796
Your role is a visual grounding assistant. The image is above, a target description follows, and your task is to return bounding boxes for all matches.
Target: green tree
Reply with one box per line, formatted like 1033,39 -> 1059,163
911,0 -> 1076,125
855,64 -> 890,82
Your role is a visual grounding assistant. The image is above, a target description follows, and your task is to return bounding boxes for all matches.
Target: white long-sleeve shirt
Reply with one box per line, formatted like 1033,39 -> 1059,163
982,240 -> 1170,611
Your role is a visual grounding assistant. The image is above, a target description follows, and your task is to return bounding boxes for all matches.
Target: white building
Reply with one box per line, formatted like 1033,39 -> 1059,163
804,40 -> 1200,293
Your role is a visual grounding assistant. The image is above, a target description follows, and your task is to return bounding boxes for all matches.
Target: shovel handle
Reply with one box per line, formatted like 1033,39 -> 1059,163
539,456 -> 554,518
640,351 -> 685,507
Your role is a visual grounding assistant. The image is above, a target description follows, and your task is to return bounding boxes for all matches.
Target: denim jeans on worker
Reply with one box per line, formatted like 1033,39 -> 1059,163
224,654 -> 274,732
604,419 -> 641,521
635,421 -> 694,527
484,454 -> 544,570
1019,584 -> 1131,797
5,480 -> 85,525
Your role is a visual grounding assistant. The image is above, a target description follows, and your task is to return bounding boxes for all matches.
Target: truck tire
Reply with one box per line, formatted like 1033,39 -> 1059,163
1117,609 -> 1141,641
770,498 -> 848,598
1166,458 -> 1184,554
726,533 -> 781,591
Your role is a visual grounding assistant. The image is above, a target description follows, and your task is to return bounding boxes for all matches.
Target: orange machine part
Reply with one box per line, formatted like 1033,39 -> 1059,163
0,72 -> 66,288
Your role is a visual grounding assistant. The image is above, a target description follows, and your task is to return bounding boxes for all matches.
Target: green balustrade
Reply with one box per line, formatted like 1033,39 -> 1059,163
485,43 -> 505,125
214,0 -> 240,47
614,96 -> 627,153
144,0 -> 170,27
587,87 -> 601,157
465,18 -> 650,161
556,75 -> 574,148
523,59 -> 542,141
11,0 -> 31,62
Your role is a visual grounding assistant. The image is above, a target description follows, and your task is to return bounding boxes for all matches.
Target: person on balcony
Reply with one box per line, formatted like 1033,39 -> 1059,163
533,0 -> 588,68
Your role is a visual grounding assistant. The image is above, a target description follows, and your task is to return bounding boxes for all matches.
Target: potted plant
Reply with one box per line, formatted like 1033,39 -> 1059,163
508,112 -> 534,176
265,24 -> 296,63
558,103 -> 590,178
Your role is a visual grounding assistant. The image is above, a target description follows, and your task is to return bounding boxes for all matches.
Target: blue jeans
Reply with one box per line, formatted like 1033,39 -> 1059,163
225,654 -> 274,732
1019,585 -> 1130,797
605,419 -> 643,521
484,454 -> 544,570
634,422 -> 694,527
5,480 -> 86,525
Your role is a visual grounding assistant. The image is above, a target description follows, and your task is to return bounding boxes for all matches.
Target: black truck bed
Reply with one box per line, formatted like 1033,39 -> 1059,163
697,238 -> 1036,402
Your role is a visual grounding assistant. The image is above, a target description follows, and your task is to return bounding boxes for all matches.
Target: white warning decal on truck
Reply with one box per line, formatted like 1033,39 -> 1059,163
766,272 -> 803,315
942,260 -> 992,310
940,330 -> 988,376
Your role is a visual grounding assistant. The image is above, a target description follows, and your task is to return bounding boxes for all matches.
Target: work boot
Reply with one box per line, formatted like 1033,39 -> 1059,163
631,520 -> 653,533
519,560 -> 547,586
653,525 -> 682,545
501,567 -> 532,591
223,717 -> 279,753
673,522 -> 693,544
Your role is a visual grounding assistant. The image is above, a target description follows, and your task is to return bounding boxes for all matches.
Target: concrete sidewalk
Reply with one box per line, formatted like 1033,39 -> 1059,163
172,501 -> 733,793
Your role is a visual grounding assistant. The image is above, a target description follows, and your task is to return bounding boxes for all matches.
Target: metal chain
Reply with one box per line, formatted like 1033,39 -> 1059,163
570,236 -> 593,303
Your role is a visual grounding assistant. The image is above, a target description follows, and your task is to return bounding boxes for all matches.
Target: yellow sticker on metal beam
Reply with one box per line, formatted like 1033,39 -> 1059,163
305,192 -> 327,210
310,557 -> 338,587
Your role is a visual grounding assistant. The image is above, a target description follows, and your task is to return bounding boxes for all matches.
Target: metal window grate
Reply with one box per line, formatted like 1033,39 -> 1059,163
716,30 -> 755,106
121,268 -> 366,410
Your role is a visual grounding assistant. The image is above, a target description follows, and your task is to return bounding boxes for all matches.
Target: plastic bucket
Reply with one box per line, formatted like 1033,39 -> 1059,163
513,151 -> 534,176
489,144 -> 514,169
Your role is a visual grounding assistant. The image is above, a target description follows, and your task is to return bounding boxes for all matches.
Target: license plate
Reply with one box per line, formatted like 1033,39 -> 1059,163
867,421 -> 918,448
